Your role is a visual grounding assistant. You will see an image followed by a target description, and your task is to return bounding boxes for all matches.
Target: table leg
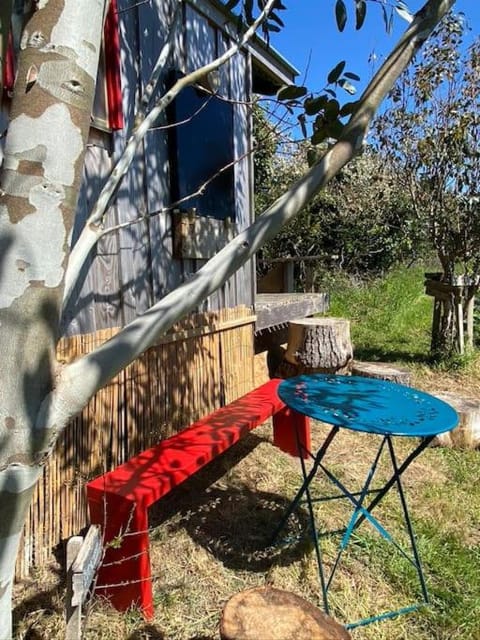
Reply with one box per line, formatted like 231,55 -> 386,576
353,436 -> 433,532
269,425 -> 339,546
325,438 -> 387,592
386,437 -> 429,602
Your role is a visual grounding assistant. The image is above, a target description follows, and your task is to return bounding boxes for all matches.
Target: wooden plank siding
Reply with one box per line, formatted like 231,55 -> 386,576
114,0 -> 153,324
141,0 -> 184,302
64,0 -> 257,337
62,134 -> 122,335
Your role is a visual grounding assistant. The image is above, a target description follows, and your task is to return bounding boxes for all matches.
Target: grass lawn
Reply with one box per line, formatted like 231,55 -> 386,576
13,265 -> 480,639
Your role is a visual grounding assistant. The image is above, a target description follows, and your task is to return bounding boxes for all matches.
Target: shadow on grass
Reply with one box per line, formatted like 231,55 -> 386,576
353,346 -> 433,365
12,563 -> 64,639
172,484 -> 310,572
148,431 -> 311,572
127,624 -> 165,639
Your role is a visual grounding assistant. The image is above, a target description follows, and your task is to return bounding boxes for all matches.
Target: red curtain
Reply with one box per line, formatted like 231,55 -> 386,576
2,1 -> 123,130
104,0 -> 124,130
2,30 -> 15,94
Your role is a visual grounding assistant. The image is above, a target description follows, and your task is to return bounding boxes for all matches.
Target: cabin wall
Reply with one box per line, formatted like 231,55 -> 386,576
62,0 -> 255,336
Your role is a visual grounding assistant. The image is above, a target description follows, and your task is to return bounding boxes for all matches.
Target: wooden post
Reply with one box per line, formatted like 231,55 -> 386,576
455,296 -> 464,355
431,298 -> 442,353
65,536 -> 84,640
284,262 -> 295,293
425,275 -> 477,354
466,295 -> 475,349
65,526 -> 103,640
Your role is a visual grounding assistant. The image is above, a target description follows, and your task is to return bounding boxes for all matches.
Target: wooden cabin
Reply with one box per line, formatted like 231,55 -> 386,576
2,0 -> 328,575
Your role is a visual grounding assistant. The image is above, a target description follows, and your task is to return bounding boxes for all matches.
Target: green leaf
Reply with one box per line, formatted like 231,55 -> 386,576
325,99 -> 340,121
355,0 -> 367,30
339,100 -> 358,117
298,113 -> 307,139
244,0 -> 254,24
269,12 -> 285,27
326,119 -> 344,139
304,95 -> 329,115
277,84 -> 308,101
307,148 -> 318,166
335,0 -> 347,32
328,60 -> 346,84
388,11 -> 394,33
339,79 -> 357,95
225,0 -> 240,9
344,71 -> 360,81
312,128 -> 328,145
382,4 -> 390,32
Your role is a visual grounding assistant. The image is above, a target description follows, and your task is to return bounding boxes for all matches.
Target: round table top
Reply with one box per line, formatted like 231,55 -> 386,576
278,374 -> 458,437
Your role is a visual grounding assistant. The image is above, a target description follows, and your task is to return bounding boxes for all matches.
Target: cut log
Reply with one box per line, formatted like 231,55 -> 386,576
283,318 -> 353,375
220,586 -> 351,640
430,392 -> 480,449
351,361 -> 412,386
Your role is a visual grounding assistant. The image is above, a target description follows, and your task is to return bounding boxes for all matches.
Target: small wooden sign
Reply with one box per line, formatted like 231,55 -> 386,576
173,209 -> 236,259
65,525 -> 103,640
71,525 -> 103,607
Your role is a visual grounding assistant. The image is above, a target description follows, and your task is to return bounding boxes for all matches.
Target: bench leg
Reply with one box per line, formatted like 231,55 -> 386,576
87,488 -> 154,618
273,408 -> 311,459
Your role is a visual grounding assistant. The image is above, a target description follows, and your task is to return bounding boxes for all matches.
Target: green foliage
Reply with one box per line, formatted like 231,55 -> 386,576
252,103 -> 280,215
276,57 -> 361,144
327,264 -> 433,362
373,14 -> 480,284
223,0 -> 287,40
254,122 -> 423,283
334,0 -> 413,33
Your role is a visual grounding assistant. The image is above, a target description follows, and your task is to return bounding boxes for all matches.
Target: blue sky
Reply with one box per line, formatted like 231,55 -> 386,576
271,1 -> 479,96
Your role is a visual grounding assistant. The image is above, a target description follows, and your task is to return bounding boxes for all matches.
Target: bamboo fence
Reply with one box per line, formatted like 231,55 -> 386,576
15,306 -> 256,578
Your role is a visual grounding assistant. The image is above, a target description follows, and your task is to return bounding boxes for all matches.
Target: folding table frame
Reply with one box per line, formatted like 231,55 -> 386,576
272,374 -> 458,630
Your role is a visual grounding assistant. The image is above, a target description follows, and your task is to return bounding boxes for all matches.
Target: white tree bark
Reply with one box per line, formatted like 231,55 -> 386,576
0,467 -> 42,639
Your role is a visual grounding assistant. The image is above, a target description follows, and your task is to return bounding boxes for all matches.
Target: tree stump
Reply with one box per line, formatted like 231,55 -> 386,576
351,361 -> 412,386
220,586 -> 351,640
279,318 -> 353,377
430,392 -> 480,449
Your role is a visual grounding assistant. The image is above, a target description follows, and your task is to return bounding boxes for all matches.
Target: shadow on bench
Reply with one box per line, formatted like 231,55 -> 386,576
86,378 -> 310,618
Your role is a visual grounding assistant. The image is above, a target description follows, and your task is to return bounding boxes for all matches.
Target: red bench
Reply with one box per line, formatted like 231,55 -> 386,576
86,378 -> 310,618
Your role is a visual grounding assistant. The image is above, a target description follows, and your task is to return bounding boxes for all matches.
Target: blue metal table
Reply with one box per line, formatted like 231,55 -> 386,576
274,374 -> 458,629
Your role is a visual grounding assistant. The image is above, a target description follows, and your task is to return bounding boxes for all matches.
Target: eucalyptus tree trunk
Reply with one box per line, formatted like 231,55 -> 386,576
0,1 -> 105,637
